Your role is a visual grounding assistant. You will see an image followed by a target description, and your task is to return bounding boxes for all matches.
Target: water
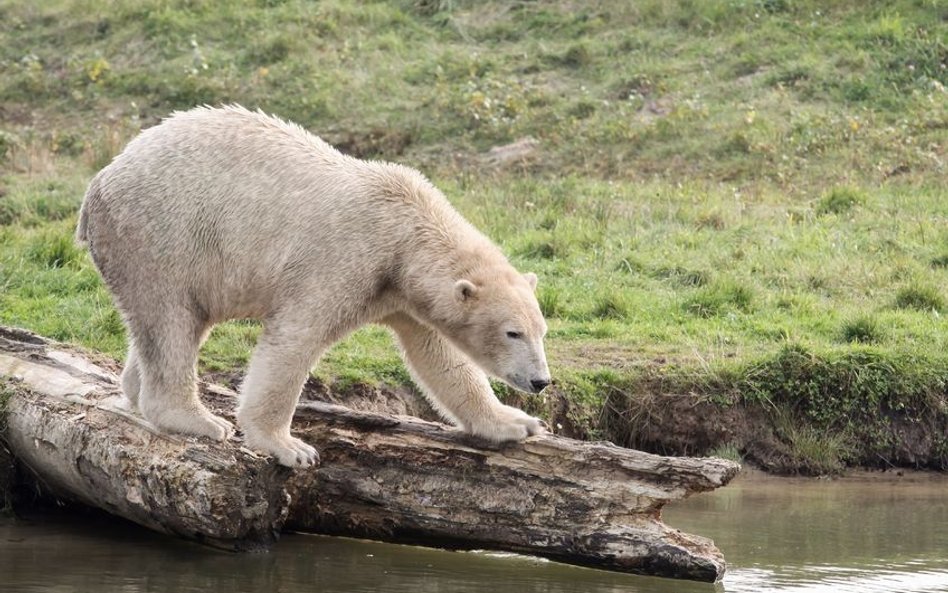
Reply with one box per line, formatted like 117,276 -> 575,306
2,471 -> 947,593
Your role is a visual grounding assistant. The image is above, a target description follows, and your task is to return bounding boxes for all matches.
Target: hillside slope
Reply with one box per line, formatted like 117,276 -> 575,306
1,0 -> 946,473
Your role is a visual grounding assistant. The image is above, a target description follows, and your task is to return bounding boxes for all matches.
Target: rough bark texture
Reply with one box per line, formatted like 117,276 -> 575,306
0,327 -> 290,550
0,326 -> 740,582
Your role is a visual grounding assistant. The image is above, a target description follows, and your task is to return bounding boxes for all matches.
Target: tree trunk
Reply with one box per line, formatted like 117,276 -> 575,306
0,326 -> 739,582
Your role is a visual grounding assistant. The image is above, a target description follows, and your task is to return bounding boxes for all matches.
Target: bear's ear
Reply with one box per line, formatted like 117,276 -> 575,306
454,279 -> 478,302
524,272 -> 538,291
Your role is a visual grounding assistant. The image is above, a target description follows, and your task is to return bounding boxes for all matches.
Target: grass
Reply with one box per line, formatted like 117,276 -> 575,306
816,186 -> 865,217
894,284 -> 945,313
1,0 -> 946,473
839,315 -> 885,344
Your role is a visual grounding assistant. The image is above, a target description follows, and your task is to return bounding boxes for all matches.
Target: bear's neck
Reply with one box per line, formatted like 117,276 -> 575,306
399,243 -> 507,329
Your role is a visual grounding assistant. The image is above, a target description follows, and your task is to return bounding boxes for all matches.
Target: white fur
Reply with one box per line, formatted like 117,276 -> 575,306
77,105 -> 551,467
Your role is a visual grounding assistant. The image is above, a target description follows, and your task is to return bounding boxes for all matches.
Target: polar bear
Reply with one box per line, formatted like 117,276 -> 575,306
76,105 -> 551,467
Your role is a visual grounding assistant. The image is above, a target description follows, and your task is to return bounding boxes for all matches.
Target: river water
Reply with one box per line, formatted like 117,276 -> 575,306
2,471 -> 947,593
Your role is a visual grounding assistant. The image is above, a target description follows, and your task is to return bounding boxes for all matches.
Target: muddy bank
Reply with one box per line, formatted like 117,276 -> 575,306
594,393 -> 948,474
270,376 -> 947,476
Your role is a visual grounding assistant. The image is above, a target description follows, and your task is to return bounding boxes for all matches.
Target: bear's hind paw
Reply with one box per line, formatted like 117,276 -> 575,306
144,406 -> 234,442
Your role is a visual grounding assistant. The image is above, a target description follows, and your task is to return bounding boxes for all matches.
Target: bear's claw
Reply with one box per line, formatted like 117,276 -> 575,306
466,404 -> 546,443
143,405 -> 234,442
242,431 -> 320,468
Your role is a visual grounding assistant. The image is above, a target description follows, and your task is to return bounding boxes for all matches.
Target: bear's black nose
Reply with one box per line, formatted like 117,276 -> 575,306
531,379 -> 551,392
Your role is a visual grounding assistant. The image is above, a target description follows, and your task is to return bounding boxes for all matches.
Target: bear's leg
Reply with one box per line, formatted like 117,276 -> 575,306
383,313 -> 544,442
132,312 -> 234,441
120,343 -> 141,410
236,321 -> 321,468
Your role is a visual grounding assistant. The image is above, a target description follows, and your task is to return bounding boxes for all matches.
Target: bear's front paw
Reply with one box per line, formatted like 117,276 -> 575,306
466,404 -> 546,443
243,431 -> 320,468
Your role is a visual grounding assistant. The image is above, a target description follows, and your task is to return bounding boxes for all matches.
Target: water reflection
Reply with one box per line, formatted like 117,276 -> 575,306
0,515 -> 661,593
2,471 -> 947,593
666,471 -> 948,592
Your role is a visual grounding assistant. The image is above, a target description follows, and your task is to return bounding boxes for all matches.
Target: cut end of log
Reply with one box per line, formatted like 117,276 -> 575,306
0,326 -> 739,582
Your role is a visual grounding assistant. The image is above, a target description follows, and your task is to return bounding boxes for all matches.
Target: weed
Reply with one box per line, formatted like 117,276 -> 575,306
840,315 -> 885,344
0,186 -> 78,227
519,236 -> 568,260
894,285 -> 944,313
95,307 -> 125,338
683,281 -> 754,317
591,293 -> 631,320
27,232 -> 81,269
930,254 -> 948,269
738,344 -> 947,470
557,44 -> 591,68
653,265 -> 710,287
243,36 -> 292,66
780,420 -> 850,475
816,187 -> 865,216
615,256 -> 646,275
708,442 -> 743,463
695,212 -> 727,230
537,286 -> 563,319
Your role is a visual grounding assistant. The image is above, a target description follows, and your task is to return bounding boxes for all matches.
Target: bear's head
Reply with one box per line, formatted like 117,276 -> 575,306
446,268 -> 551,394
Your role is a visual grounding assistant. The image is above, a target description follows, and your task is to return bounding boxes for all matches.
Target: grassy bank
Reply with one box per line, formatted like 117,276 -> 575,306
1,0 -> 946,473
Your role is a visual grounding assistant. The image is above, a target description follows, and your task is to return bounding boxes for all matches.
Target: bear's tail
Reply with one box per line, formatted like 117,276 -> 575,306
75,175 -> 100,247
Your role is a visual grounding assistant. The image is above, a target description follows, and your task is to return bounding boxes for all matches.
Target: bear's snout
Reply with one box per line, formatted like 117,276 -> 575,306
530,378 -> 551,393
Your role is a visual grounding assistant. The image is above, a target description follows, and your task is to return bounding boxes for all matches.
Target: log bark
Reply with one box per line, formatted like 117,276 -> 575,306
0,326 -> 739,582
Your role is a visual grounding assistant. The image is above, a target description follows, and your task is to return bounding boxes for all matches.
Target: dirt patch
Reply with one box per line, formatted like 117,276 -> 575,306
483,137 -> 539,168
331,128 -> 413,160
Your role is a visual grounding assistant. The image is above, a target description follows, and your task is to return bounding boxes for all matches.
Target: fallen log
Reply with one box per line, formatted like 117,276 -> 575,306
0,326 -> 740,582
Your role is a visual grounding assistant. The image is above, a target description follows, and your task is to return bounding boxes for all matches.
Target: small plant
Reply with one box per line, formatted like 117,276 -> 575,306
785,424 -> 849,475
592,293 -> 630,320
537,286 -> 563,318
244,36 -> 292,66
770,399 -> 852,475
683,280 -> 754,317
558,44 -> 591,68
0,131 -> 17,162
96,307 -> 125,338
930,254 -> 948,269
816,186 -> 865,216
695,211 -> 727,230
652,265 -> 710,287
27,232 -> 81,268
894,285 -> 944,312
708,442 -> 743,463
461,75 -> 530,129
614,256 -> 645,274
839,315 -> 884,344
519,235 -> 568,260
568,100 -> 596,119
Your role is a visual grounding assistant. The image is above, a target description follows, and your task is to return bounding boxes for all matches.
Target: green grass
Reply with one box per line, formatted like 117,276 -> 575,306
1,0 -> 946,472
839,315 -> 885,344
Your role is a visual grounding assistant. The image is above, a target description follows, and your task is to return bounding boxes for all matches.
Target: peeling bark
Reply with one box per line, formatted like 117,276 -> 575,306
0,326 -> 739,582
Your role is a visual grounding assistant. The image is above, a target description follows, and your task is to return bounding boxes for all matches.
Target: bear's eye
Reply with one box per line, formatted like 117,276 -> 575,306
506,331 -> 523,340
